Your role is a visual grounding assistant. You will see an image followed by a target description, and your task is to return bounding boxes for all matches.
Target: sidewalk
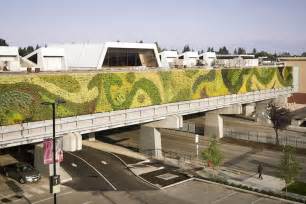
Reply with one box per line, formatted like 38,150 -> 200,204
197,167 -> 285,192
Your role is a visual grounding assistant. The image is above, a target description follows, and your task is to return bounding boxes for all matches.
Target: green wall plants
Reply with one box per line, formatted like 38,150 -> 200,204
0,67 -> 292,126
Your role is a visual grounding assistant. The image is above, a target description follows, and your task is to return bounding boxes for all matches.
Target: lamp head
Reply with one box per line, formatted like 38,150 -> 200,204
56,98 -> 66,104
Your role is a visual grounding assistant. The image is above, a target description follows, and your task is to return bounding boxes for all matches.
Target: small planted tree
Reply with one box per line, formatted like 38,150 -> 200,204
201,136 -> 223,173
279,145 -> 300,194
266,102 -> 291,145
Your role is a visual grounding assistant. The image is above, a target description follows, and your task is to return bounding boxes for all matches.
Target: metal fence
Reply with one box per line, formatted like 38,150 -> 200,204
224,128 -> 306,149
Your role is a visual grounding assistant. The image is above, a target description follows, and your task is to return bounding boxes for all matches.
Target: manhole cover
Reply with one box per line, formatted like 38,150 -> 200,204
156,173 -> 179,180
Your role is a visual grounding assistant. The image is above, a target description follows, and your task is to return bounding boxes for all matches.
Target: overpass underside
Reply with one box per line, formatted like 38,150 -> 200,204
0,66 -> 295,148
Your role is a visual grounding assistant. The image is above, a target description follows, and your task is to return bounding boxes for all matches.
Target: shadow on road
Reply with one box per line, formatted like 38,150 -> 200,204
223,149 -> 261,168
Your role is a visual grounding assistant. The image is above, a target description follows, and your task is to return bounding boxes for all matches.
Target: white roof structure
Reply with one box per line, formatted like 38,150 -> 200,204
178,51 -> 199,59
25,47 -> 67,71
216,54 -> 255,59
50,41 -> 161,69
177,51 -> 199,67
159,50 -> 178,58
199,52 -> 216,67
0,46 -> 20,71
0,46 -> 19,56
50,43 -> 104,69
159,50 -> 178,68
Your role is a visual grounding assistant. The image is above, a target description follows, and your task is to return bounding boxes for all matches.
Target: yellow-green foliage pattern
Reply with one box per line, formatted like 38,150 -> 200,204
0,67 -> 292,126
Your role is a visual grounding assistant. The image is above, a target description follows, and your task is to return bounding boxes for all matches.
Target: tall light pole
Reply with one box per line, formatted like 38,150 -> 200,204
41,98 -> 65,204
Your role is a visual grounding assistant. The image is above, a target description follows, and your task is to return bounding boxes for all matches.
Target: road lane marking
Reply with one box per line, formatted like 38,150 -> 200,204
66,152 -> 117,190
101,161 -> 108,165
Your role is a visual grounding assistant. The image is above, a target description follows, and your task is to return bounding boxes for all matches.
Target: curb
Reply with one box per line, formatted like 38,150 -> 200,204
194,178 -> 303,204
106,152 -> 160,190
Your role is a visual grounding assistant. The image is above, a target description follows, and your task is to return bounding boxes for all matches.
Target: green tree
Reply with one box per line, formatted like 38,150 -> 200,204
266,103 -> 291,145
237,47 -> 246,55
207,47 -> 214,52
255,51 -> 277,61
233,48 -> 238,55
279,52 -> 291,57
201,136 -> 223,172
252,48 -> 257,55
18,46 -> 35,57
0,38 -> 9,46
279,145 -> 300,194
182,44 -> 191,53
218,46 -> 229,55
301,52 -> 306,57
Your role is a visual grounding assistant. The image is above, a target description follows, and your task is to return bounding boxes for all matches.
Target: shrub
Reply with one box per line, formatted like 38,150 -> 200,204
39,75 -> 81,93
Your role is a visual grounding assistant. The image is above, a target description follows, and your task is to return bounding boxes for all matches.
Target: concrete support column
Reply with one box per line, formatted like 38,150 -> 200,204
255,100 -> 271,124
34,143 -> 72,182
34,143 -> 49,176
139,115 -> 183,158
139,126 -> 162,158
242,103 -> 255,117
34,143 -> 60,176
205,113 -> 224,138
88,132 -> 96,142
204,104 -> 242,138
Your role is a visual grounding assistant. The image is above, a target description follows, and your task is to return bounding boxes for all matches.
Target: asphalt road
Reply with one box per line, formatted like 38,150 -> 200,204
61,151 -> 115,191
62,146 -> 154,191
101,119 -> 306,181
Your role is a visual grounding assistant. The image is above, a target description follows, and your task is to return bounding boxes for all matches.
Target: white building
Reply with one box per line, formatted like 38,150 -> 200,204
159,50 -> 178,68
178,51 -> 199,67
0,46 -> 20,71
199,52 -> 217,67
49,42 -> 161,70
25,47 -> 67,71
216,54 -> 259,67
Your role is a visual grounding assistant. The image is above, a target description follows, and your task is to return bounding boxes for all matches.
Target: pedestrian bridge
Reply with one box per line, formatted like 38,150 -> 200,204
0,66 -> 296,148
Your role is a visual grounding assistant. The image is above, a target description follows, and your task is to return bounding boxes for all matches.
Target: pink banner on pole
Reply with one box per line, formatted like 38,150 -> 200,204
43,139 -> 63,165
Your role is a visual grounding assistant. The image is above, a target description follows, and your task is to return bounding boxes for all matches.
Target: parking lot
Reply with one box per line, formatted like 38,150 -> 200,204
0,177 -> 294,204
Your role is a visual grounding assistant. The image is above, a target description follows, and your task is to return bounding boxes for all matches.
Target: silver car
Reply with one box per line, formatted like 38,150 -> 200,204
3,162 -> 41,184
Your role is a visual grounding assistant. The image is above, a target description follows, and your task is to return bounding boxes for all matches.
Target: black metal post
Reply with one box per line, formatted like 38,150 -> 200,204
52,102 -> 57,204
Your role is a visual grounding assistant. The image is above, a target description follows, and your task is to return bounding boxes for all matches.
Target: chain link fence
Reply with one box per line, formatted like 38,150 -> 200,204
224,128 -> 306,149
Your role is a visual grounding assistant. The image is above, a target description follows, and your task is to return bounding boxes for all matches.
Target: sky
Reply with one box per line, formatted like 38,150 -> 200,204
1,0 -> 306,54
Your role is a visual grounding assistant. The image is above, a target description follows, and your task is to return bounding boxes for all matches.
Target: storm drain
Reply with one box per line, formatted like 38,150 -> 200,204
156,173 -> 179,180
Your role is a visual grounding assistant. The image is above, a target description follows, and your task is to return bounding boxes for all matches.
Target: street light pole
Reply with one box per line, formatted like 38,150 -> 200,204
52,102 -> 57,204
42,99 -> 65,204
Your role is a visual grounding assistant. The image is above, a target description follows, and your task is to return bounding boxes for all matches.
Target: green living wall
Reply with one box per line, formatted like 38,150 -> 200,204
0,67 -> 292,126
